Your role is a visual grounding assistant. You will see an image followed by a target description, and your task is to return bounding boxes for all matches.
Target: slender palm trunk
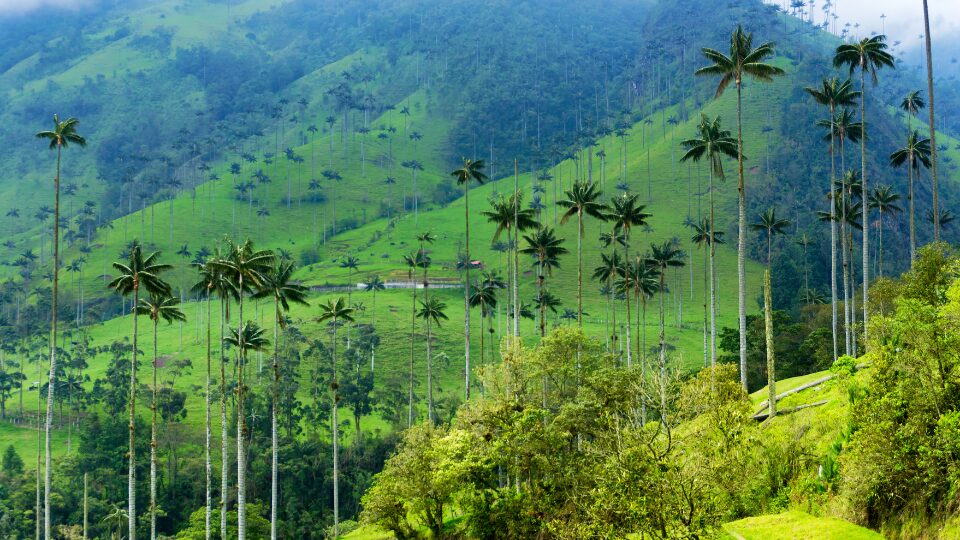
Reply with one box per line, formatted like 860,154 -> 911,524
658,273 -> 667,414
219,300 -> 228,540
236,280 -> 246,540
736,82 -> 748,391
859,68 -> 870,350
204,296 -> 212,540
513,161 -> 520,338
577,214 -> 584,325
43,145 -> 62,540
270,299 -> 280,540
764,269 -> 776,417
150,320 -> 158,540
623,237 -> 632,367
828,106 -> 839,361
426,318 -> 434,423
923,0 -> 940,242
709,169 -> 718,365
330,324 -> 340,538
129,285 -> 140,540
624,275 -> 633,368
408,276 -> 417,428
702,247 -> 708,367
464,183 -> 472,400
908,155 -> 916,263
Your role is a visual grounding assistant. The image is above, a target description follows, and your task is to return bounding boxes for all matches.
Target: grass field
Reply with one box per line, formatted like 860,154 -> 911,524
724,511 -> 884,539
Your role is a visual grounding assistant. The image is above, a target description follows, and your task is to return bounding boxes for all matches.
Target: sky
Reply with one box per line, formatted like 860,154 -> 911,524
0,0 -> 96,15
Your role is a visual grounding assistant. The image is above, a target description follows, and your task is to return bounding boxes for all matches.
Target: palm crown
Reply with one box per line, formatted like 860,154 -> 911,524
680,114 -> 738,179
833,35 -> 895,85
35,114 -> 87,149
253,261 -> 310,328
695,25 -> 785,97
890,131 -> 932,172
108,242 -> 173,297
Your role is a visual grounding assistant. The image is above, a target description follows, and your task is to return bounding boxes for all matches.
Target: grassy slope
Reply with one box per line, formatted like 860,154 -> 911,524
723,510 -> 884,540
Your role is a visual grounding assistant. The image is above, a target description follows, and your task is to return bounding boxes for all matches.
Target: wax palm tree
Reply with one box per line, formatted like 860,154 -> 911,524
806,77 -> 859,362
868,186 -> 902,276
889,131 -> 931,263
680,114 -> 737,365
136,292 -> 185,540
252,261 -> 308,540
603,193 -> 650,366
213,239 -> 274,540
451,159 -> 487,400
622,258 -> 660,379
834,34 -> 895,349
402,251 -> 427,427
363,276 -> 386,371
796,234 -> 813,304
482,192 -> 538,339
558,182 -> 606,326
35,115 -> 86,538
593,252 -> 624,351
926,208 -> 953,229
697,25 -> 784,390
922,1 -> 940,241
315,297 -> 354,538
188,258 -> 231,540
750,208 -> 791,267
416,297 -> 448,423
647,242 -> 685,404
108,242 -> 172,540
901,90 -> 925,126
519,228 -> 568,338
690,219 -> 725,366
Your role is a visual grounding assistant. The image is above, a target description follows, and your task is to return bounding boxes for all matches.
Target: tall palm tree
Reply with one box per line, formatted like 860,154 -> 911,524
805,77 -> 859,362
108,242 -> 172,540
680,114 -> 737,365
136,292 -> 186,540
189,259 -> 230,540
690,219 -> 724,366
416,297 -> 448,423
252,261 -> 308,540
889,131 -> 931,263
604,193 -> 650,366
834,34 -> 895,350
35,114 -> 85,538
519,228 -> 568,338
214,239 -> 274,540
451,159 -> 487,400
697,25 -> 784,390
402,251 -> 427,428
558,182 -> 606,326
647,242 -> 684,405
482,192 -> 537,339
921,1 -> 940,242
315,298 -> 354,538
750,208 -> 791,267
623,258 -> 660,377
363,276 -> 386,371
868,186 -> 902,276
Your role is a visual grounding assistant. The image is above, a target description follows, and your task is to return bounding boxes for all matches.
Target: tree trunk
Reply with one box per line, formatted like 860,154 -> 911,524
829,108 -> 839,361
129,285 -> 140,540
331,325 -> 340,538
764,270 -> 776,418
205,296 -> 212,540
709,170 -> 718,366
923,0 -> 940,242
658,273 -> 667,415
859,68 -> 870,350
464,182 -> 472,400
513,160 -> 520,338
577,213 -> 584,326
908,154 -> 915,264
736,81 -> 748,391
426,319 -> 433,423
236,279 -> 246,540
270,298 -> 279,540
151,320 -> 158,540
220,301 -> 229,540
43,145 -> 62,540
408,276 -> 417,428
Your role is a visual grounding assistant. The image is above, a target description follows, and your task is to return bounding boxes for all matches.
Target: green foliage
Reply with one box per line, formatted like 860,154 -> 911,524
175,503 -> 270,539
830,355 -> 857,378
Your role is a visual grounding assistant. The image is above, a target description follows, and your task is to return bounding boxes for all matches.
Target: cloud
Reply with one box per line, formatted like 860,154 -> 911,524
0,0 -> 96,15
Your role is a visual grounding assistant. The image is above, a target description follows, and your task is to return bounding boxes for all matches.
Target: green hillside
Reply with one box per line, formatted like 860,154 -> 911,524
1,0 -> 960,538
